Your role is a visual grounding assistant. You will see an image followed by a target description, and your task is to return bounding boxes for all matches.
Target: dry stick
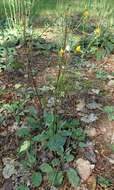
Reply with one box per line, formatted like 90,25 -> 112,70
22,12 -> 42,120
27,35 -> 43,120
54,62 -> 61,132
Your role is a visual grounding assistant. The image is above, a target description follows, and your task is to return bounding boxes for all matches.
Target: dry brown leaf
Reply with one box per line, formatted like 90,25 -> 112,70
87,175 -> 96,190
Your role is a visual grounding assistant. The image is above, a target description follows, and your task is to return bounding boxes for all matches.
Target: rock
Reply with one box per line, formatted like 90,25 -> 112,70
3,164 -> 15,179
47,97 -> 55,107
2,158 -> 14,166
76,158 -> 92,181
85,128 -> 97,137
81,113 -> 98,123
85,142 -> 97,164
86,102 -> 102,110
87,175 -> 96,190
108,80 -> 114,87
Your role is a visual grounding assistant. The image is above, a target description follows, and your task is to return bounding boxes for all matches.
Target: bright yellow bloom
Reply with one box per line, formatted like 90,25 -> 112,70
84,11 -> 89,17
76,45 -> 81,53
59,48 -> 64,57
95,28 -> 101,35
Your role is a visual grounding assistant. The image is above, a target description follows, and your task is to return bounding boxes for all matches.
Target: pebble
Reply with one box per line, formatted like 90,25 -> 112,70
85,128 -> 97,137
85,142 -> 97,164
76,158 -> 92,181
108,80 -> 114,87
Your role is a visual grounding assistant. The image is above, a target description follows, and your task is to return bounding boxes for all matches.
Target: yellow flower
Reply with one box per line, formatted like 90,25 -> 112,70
84,11 -> 89,18
76,45 -> 81,53
59,48 -> 64,57
95,28 -> 101,35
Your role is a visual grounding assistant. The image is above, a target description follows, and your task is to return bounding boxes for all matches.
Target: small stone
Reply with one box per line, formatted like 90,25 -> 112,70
81,113 -> 98,123
85,142 -> 97,164
108,80 -> 114,87
2,158 -> 14,166
86,102 -> 102,110
76,158 -> 92,181
47,97 -> 55,107
85,128 -> 97,137
90,164 -> 95,170
3,164 -> 15,179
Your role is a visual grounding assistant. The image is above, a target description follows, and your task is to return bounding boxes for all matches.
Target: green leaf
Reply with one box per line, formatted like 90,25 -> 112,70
48,170 -> 55,184
40,163 -> 53,173
55,171 -> 63,186
33,133 -> 48,142
48,133 -> 67,151
31,172 -> 42,187
67,168 -> 80,187
108,114 -> 114,121
16,128 -> 30,137
97,177 -> 110,188
24,106 -> 37,119
104,106 -> 114,113
52,159 -> 59,167
19,140 -> 30,153
27,153 -> 36,166
57,146 -> 64,156
17,185 -> 30,190
79,142 -> 86,148
24,116 -> 38,128
44,111 -> 54,126
66,154 -> 74,163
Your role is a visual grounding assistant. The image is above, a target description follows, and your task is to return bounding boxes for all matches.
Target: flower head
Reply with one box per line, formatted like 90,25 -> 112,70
84,11 -> 89,18
59,48 -> 64,57
76,45 -> 81,53
95,28 -> 101,35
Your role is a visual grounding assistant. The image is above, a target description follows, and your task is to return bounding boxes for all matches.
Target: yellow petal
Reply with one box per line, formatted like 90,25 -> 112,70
76,45 -> 81,52
84,11 -> 89,17
95,28 -> 101,35
59,48 -> 64,57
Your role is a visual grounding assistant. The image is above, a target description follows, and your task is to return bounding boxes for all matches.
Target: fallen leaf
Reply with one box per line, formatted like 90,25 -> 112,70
2,94 -> 9,101
0,130 -> 8,137
87,175 -> 96,190
76,99 -> 85,112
